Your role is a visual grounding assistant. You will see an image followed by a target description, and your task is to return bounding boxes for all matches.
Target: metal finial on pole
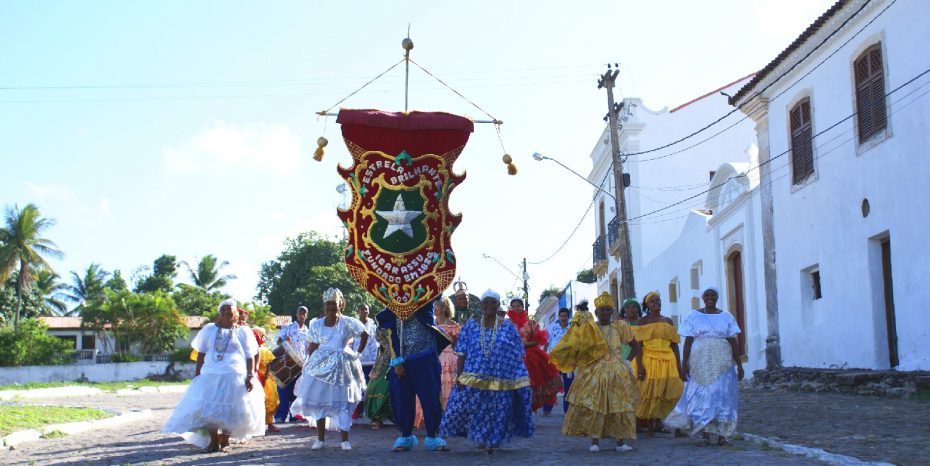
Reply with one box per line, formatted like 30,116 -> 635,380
402,28 -> 414,113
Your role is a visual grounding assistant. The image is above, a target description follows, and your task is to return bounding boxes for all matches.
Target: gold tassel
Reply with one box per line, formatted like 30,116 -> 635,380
502,153 -> 517,176
313,136 -> 328,161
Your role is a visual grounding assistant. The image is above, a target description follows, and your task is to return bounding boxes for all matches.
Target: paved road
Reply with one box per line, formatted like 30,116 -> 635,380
741,388 -> 930,466
3,390 -> 824,465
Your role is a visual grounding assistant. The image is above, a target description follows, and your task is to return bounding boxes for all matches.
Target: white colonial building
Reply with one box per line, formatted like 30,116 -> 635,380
587,75 -> 770,372
731,0 -> 930,371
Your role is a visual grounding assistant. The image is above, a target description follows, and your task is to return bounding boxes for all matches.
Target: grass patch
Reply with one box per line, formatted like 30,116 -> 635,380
0,406 -> 111,436
913,388 -> 930,401
0,379 -> 190,392
41,429 -> 68,439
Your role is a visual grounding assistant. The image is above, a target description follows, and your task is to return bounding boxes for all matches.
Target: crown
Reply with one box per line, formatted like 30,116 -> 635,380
323,287 -> 344,305
593,291 -> 614,309
453,278 -> 468,295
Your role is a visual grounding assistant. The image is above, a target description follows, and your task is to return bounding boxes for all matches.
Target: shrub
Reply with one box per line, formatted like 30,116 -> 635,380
0,319 -> 72,366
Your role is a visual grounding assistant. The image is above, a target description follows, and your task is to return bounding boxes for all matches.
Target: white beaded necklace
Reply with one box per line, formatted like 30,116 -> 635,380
480,313 -> 500,357
213,326 -> 234,362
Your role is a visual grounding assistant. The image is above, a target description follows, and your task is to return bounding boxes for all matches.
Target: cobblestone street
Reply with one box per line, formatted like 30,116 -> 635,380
2,389 -> 827,465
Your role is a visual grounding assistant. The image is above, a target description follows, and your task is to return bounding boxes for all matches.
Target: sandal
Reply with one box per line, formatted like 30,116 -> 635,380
717,436 -> 730,447
697,438 -> 710,447
371,421 -> 382,430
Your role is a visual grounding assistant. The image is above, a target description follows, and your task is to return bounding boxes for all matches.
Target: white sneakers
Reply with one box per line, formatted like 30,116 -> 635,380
311,440 -> 352,451
590,443 -> 633,453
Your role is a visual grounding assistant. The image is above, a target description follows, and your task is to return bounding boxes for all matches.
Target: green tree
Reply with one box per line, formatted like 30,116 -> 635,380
67,263 -> 109,312
81,289 -> 187,355
0,318 -> 71,366
0,273 -> 46,323
538,285 -> 563,304
172,283 -> 229,316
257,232 -> 377,317
134,255 -> 178,293
0,204 -> 63,330
106,269 -> 128,292
576,268 -> 597,284
33,269 -> 71,316
180,255 -> 236,291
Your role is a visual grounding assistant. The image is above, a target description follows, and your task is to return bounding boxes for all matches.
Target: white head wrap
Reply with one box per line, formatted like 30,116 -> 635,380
704,286 -> 721,297
480,289 -> 501,302
217,298 -> 237,314
323,287 -> 345,306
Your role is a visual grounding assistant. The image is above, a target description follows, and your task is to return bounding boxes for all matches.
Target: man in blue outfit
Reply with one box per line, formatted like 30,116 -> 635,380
377,302 -> 451,452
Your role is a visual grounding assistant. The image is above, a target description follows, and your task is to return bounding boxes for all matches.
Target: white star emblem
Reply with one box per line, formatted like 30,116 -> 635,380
375,194 -> 421,239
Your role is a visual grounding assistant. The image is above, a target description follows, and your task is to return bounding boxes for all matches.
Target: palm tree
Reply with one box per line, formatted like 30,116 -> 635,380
68,263 -> 109,310
181,255 -> 236,291
33,268 -> 72,316
0,204 -> 63,330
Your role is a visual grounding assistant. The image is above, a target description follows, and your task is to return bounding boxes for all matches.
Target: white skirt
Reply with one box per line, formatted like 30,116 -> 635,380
162,372 -> 265,447
290,349 -> 366,423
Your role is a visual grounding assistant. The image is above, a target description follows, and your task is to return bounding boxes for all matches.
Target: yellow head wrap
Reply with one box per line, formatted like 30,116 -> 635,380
593,292 -> 614,309
643,291 -> 661,307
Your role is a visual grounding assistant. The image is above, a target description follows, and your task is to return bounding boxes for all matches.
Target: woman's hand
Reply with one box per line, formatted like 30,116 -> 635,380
678,366 -> 687,382
245,375 -> 254,392
681,366 -> 690,381
737,365 -> 745,381
637,365 -> 646,381
394,363 -> 406,378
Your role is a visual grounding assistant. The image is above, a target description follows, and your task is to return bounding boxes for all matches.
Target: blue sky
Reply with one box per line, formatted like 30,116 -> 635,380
0,0 -> 833,310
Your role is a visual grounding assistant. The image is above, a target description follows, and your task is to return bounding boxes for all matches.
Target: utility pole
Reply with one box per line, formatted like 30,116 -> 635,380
598,64 -> 636,300
522,257 -> 530,312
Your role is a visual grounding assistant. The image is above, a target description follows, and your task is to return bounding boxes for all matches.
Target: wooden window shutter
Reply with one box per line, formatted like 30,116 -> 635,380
855,44 -> 887,142
790,98 -> 814,184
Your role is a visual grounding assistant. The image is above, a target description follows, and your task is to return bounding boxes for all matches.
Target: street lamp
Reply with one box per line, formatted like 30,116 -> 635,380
532,153 -> 616,203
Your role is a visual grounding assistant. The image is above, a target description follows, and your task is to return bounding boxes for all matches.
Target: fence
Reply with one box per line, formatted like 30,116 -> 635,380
0,361 -> 195,385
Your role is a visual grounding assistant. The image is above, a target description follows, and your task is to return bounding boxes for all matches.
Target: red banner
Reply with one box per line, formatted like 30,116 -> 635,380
336,109 -> 474,319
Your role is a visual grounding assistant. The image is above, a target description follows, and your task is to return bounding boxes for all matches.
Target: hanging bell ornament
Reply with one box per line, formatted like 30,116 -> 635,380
502,153 -> 517,176
313,136 -> 328,161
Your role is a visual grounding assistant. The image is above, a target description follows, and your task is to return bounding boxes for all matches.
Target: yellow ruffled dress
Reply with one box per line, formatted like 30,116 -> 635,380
257,346 -> 280,424
630,322 -> 683,419
550,312 -> 638,441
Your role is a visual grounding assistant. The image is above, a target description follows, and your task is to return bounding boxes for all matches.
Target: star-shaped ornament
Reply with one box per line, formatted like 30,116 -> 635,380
375,194 -> 421,239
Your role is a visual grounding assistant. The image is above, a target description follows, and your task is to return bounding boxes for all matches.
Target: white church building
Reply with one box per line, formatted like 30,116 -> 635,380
730,0 -> 930,371
587,75 -> 770,373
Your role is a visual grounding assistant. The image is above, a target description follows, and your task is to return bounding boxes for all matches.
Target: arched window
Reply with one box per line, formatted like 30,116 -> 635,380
789,98 -> 814,184
854,44 -> 887,142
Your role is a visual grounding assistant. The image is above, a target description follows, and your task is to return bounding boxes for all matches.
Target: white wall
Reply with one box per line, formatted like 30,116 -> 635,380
750,0 -> 930,370
0,361 -> 196,385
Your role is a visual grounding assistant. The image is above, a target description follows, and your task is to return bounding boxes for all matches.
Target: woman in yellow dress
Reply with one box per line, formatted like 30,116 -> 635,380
630,291 -> 684,436
551,292 -> 643,453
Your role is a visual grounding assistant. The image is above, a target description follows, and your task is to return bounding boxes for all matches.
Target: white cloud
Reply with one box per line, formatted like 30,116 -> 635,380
98,196 -> 112,217
162,121 -> 303,176
24,182 -> 77,203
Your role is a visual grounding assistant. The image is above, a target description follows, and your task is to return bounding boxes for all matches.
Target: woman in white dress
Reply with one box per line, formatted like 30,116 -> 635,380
664,287 -> 745,446
163,299 -> 265,452
290,287 -> 369,451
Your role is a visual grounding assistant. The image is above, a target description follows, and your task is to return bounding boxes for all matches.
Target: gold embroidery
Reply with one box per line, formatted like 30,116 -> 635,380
456,372 -> 530,391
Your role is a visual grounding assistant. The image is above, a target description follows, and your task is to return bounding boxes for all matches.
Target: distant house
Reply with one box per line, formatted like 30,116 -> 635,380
40,315 -> 295,362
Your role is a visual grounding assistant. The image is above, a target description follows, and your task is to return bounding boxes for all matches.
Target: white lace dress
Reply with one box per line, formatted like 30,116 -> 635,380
163,324 -> 265,447
664,311 -> 740,438
290,316 -> 367,429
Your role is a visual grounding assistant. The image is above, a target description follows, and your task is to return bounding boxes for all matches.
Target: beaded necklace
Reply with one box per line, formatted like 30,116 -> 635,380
480,313 -> 500,357
213,326 -> 234,362
319,316 -> 341,346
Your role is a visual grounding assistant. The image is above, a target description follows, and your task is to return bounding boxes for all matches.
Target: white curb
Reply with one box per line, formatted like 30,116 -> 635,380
1,409 -> 152,448
0,386 -> 103,401
742,432 -> 896,466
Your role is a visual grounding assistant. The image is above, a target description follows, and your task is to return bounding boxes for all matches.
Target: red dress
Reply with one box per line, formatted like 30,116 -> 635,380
508,311 -> 562,411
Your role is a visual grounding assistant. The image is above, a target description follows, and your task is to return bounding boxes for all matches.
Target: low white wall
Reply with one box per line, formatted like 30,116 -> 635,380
0,361 -> 195,385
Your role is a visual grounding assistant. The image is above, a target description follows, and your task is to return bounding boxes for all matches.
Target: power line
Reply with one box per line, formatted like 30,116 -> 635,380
627,64 -> 930,222
621,0 -> 889,161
